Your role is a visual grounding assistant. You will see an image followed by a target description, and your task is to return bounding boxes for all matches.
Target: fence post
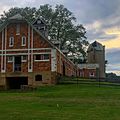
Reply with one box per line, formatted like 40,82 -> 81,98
96,68 -> 100,87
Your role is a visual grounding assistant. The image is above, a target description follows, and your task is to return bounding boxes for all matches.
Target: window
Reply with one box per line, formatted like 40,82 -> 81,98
37,20 -> 41,24
89,72 -> 94,77
35,54 -> 49,61
21,36 -> 26,46
35,55 -> 41,60
16,24 -> 20,35
35,75 -> 42,81
8,56 -> 13,62
44,54 -> 49,60
21,56 -> 27,62
9,37 -> 14,47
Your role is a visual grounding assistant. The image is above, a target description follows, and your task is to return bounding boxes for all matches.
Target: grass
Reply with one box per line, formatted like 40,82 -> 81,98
0,84 -> 120,120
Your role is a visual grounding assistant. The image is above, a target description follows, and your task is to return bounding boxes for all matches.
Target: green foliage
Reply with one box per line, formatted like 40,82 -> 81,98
106,72 -> 117,78
0,7 -> 37,23
0,4 -> 89,61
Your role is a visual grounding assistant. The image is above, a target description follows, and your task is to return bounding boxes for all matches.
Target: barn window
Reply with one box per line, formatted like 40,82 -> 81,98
35,75 -> 42,81
35,55 -> 41,60
21,55 -> 27,62
89,72 -> 94,77
16,24 -> 20,35
8,56 -> 13,62
21,36 -> 26,46
44,54 -> 49,60
37,20 -> 41,24
9,37 -> 14,47
35,54 -> 49,61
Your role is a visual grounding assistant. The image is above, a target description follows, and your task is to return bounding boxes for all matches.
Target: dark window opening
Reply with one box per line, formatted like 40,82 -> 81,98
35,75 -> 42,81
44,54 -> 49,59
36,55 -> 41,60
35,54 -> 49,61
21,36 -> 26,46
9,37 -> 14,47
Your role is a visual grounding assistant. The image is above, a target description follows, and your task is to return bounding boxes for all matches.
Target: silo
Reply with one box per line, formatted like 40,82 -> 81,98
87,41 -> 105,78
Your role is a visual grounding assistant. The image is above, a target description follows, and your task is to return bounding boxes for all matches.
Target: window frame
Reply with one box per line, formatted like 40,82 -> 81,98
9,36 -> 14,47
34,54 -> 50,62
16,24 -> 20,35
89,72 -> 95,77
21,36 -> 26,46
8,56 -> 13,63
21,55 -> 27,62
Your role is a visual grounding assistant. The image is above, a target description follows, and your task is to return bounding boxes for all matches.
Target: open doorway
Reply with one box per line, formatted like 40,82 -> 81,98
6,77 -> 28,89
14,56 -> 21,71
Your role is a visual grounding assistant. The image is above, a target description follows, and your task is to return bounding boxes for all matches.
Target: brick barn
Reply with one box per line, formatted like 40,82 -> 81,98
0,14 -> 106,89
0,14 -> 79,89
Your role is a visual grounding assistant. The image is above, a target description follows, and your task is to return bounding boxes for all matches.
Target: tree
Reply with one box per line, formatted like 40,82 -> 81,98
36,5 -> 88,59
0,7 -> 37,23
0,4 -> 89,62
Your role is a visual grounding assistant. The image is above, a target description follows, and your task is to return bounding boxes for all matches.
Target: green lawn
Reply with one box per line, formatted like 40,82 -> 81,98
0,84 -> 120,120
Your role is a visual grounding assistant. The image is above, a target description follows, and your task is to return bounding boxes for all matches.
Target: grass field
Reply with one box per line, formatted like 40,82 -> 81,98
0,84 -> 120,120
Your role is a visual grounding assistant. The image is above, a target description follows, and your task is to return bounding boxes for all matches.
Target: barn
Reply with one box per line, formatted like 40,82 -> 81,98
0,14 -> 106,89
0,14 -> 79,89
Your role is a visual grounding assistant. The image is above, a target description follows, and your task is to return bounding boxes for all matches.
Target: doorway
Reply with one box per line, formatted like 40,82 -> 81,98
6,77 -> 28,89
14,56 -> 21,71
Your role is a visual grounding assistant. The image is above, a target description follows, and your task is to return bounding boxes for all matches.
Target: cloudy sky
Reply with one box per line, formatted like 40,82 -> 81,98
0,0 -> 120,75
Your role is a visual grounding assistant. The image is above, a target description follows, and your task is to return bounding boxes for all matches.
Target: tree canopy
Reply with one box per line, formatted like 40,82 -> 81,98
0,4 -> 89,62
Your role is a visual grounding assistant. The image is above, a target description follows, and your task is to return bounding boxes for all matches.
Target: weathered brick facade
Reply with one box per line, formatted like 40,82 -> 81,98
0,14 -> 105,89
0,14 -> 79,89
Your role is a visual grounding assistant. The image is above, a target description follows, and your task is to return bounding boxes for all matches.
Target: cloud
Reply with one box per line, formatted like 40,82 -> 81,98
106,48 -> 120,74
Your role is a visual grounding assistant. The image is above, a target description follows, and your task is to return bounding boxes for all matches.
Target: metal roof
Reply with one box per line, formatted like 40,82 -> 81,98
78,64 -> 99,69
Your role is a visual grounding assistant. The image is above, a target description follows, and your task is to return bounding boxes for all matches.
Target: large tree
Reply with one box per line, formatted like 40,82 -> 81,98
0,4 -> 89,62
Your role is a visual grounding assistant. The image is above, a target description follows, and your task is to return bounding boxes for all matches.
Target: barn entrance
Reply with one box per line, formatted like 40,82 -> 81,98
6,77 -> 28,89
14,56 -> 21,72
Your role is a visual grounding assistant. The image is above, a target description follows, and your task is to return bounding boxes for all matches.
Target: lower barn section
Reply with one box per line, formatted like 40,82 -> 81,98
0,71 -> 58,90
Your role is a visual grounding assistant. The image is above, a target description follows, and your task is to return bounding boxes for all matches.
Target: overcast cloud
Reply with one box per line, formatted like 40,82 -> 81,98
0,0 -> 120,74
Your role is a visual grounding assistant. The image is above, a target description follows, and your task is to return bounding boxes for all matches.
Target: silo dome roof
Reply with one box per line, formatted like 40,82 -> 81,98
87,41 -> 104,52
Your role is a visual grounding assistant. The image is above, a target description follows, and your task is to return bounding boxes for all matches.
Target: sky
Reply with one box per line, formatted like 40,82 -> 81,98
0,0 -> 120,75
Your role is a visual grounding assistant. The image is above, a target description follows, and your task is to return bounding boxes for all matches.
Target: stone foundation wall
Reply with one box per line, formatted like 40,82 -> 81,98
0,71 -> 58,90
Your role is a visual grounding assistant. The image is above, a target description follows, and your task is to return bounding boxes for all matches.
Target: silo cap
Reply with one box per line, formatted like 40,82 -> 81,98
87,41 -> 104,51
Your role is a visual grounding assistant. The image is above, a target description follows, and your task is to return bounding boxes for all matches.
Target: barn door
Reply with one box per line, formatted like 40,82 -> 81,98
14,56 -> 21,71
